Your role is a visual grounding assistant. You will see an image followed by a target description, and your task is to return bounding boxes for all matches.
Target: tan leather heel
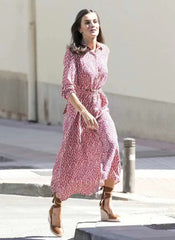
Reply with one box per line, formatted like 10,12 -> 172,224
48,193 -> 64,237
100,186 -> 120,222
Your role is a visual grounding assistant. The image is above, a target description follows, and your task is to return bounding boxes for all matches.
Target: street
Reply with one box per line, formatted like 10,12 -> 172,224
0,194 -> 175,239
0,119 -> 175,239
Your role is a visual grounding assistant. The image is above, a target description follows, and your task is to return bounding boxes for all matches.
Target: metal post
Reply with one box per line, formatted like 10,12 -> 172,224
123,138 -> 136,193
27,0 -> 37,122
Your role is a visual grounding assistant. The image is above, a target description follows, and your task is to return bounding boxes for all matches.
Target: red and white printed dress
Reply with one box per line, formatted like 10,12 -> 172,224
51,42 -> 121,201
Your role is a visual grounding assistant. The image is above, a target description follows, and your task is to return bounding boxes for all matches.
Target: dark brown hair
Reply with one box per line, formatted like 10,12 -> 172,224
68,9 -> 105,54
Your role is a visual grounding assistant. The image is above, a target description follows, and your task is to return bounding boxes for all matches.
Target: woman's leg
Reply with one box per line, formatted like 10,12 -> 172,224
105,179 -> 115,188
48,193 -> 64,237
100,179 -> 120,221
52,193 -> 62,227
97,111 -> 121,218
97,111 -> 121,183
104,179 -> 115,214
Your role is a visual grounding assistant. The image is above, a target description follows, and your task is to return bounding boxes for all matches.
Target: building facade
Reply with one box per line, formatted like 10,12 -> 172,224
0,0 -> 175,142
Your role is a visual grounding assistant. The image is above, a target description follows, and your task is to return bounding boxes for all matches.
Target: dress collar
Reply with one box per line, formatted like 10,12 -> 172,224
81,40 -> 103,51
96,42 -> 103,50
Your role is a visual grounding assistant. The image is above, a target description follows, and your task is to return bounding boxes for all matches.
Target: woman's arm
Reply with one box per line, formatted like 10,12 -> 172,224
68,93 -> 98,130
61,49 -> 98,130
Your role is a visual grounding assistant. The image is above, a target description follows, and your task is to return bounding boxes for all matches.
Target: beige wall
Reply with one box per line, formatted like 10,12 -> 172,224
0,0 -> 175,141
1,0 -> 174,103
0,0 -> 28,120
0,0 -> 28,73
36,0 -> 175,104
105,1 -> 175,104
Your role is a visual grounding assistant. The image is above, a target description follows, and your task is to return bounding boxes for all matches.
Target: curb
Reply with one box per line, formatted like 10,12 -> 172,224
0,182 -> 129,201
1,182 -> 175,204
0,183 -> 52,197
0,182 -> 98,198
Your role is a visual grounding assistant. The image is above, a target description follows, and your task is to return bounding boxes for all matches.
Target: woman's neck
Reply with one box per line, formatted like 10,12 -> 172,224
83,37 -> 97,51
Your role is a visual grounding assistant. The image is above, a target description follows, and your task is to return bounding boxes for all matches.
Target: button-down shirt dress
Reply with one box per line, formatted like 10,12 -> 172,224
51,42 -> 121,201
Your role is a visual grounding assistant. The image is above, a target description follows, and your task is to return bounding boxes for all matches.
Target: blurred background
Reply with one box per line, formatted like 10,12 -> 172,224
0,0 -> 175,142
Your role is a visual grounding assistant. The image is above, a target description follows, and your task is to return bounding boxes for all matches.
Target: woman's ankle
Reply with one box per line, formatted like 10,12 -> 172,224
56,193 -> 60,198
104,198 -> 110,208
52,207 -> 62,226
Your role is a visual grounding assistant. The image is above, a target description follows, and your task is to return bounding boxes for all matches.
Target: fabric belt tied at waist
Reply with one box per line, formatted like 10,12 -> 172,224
63,87 -> 102,114
76,87 -> 102,92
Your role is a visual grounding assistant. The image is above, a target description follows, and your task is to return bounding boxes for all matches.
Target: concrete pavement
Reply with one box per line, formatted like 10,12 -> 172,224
0,118 -> 175,239
0,118 -> 175,202
0,194 -> 175,240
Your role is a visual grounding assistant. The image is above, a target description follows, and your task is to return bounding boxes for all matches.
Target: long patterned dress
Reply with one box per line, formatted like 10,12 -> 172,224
51,42 -> 121,201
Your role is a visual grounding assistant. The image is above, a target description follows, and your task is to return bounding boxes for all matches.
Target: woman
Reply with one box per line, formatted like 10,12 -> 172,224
48,9 -> 121,237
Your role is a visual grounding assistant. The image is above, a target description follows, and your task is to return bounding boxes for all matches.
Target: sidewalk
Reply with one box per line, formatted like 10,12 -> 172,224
0,118 -> 175,240
1,194 -> 175,240
0,118 -> 175,202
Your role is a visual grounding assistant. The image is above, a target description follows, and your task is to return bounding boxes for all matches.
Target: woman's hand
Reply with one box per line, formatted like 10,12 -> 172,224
80,109 -> 98,130
67,93 -> 98,130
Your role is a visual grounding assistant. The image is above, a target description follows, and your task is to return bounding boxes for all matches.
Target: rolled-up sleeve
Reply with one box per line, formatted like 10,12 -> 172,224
61,48 -> 76,100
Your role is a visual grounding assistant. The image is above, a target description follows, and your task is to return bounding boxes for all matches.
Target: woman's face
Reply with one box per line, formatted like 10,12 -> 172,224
79,12 -> 99,41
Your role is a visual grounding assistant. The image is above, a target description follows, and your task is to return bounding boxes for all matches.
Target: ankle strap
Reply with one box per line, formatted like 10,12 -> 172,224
99,186 -> 113,206
52,193 -> 62,207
